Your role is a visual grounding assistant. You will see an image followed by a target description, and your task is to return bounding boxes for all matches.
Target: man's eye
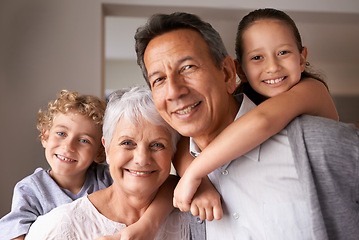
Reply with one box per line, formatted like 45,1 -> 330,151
57,132 -> 65,137
152,77 -> 165,87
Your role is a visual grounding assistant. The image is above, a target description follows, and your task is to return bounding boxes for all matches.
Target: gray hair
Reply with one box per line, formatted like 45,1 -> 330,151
102,86 -> 180,152
135,12 -> 229,87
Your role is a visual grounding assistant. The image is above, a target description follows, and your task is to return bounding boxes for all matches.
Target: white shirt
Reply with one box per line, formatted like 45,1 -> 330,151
190,94 -> 311,240
25,196 -> 203,240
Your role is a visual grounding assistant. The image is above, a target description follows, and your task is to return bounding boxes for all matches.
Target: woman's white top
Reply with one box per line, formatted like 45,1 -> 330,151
25,196 -> 204,240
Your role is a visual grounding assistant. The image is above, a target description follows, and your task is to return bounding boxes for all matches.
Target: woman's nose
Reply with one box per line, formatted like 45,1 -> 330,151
134,147 -> 151,167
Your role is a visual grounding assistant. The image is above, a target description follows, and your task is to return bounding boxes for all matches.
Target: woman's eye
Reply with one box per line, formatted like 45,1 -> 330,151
150,142 -> 165,151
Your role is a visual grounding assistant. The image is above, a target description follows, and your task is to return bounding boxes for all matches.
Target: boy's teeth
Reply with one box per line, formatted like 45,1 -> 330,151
57,155 -> 75,162
264,77 -> 285,84
176,102 -> 199,114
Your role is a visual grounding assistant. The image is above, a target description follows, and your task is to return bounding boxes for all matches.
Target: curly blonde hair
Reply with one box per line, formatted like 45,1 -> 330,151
37,90 -> 107,161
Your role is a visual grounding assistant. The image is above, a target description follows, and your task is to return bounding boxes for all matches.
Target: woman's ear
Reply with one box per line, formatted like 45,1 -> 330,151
222,56 -> 237,94
101,137 -> 110,164
300,46 -> 308,72
234,59 -> 248,84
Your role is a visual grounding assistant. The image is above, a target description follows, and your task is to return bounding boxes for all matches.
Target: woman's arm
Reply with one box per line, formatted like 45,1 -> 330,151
173,78 -> 338,210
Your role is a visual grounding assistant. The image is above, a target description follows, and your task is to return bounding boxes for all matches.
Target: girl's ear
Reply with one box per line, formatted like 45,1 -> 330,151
234,59 -> 248,84
41,130 -> 49,148
300,46 -> 308,72
222,56 -> 237,94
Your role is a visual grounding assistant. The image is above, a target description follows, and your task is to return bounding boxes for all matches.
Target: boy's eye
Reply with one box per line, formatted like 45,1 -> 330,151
57,132 -> 66,137
80,139 -> 89,144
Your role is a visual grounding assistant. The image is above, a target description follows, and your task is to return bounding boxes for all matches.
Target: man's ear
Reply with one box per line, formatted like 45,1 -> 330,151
41,130 -> 49,148
300,46 -> 308,72
222,56 -> 237,94
234,59 -> 248,84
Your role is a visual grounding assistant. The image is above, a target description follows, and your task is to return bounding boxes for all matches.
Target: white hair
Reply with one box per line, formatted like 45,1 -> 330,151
102,86 -> 180,152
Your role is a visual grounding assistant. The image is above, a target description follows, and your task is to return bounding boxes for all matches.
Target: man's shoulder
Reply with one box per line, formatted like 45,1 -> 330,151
288,115 -> 358,142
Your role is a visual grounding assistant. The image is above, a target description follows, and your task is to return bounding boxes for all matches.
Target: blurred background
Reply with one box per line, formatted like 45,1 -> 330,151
1,0 -> 359,217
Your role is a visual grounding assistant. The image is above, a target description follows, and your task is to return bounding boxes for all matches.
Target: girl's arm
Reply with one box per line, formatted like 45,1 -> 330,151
173,78 -> 338,211
172,136 -> 223,221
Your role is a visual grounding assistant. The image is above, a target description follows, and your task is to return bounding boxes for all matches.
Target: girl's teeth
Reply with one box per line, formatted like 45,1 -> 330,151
265,77 -> 284,84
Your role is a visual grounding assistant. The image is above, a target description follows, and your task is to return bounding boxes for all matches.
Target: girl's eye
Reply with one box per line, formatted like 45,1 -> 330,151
251,56 -> 262,61
57,132 -> 65,137
278,51 -> 289,56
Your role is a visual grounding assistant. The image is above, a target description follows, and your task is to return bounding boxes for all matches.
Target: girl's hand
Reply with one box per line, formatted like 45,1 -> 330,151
190,177 -> 223,221
173,171 -> 202,212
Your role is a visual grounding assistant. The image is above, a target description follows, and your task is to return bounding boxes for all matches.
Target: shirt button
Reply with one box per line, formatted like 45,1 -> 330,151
233,212 -> 239,220
221,169 -> 229,175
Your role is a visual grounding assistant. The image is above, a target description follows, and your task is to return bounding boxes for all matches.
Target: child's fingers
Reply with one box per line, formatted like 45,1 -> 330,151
213,203 -> 223,220
190,204 -> 199,217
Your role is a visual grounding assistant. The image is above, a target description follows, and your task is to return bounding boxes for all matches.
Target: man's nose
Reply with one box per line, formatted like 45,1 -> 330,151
166,73 -> 189,100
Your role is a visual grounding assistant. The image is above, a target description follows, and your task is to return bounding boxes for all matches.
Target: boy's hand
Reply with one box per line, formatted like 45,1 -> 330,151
173,171 -> 201,212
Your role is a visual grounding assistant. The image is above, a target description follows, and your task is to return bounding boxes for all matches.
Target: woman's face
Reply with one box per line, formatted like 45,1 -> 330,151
104,117 -> 173,198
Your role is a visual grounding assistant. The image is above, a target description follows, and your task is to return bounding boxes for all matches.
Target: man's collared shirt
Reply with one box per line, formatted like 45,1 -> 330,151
190,94 -> 311,240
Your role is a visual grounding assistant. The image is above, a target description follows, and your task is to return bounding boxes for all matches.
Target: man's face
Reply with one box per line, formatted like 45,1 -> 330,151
144,29 -> 236,143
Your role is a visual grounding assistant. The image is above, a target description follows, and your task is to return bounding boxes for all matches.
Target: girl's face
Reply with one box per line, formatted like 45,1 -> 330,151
104,117 -> 173,199
238,19 -> 307,98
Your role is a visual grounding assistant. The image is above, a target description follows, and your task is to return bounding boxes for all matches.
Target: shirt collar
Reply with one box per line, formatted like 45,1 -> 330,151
189,94 -> 260,168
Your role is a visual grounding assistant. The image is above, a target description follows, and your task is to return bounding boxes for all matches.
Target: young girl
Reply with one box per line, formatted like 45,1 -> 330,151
0,90 -> 175,240
172,8 -> 339,219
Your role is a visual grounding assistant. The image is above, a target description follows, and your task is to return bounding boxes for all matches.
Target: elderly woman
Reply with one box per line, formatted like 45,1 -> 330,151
25,86 -> 205,240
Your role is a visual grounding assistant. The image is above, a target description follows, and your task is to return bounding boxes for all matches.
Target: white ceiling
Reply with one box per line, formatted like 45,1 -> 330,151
104,3 -> 359,95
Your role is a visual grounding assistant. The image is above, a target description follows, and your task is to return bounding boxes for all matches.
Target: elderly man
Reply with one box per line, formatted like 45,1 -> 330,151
135,12 -> 359,240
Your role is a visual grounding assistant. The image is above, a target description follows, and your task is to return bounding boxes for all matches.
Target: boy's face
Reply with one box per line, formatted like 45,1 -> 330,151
41,112 -> 102,180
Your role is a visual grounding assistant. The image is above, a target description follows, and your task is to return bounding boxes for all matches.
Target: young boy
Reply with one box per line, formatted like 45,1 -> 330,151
0,90 -> 112,240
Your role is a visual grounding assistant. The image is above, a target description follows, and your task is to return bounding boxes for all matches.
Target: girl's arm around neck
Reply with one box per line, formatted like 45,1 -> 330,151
173,78 -> 338,210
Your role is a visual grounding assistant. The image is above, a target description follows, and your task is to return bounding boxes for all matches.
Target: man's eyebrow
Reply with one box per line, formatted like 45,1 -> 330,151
147,56 -> 195,79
